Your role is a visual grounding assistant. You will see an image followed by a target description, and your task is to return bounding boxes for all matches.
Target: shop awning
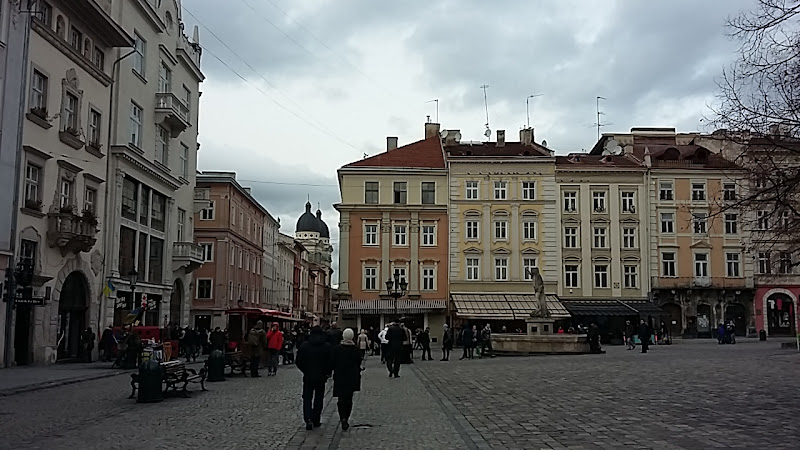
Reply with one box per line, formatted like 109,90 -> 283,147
338,299 -> 447,315
561,300 -> 662,317
225,307 -> 304,322
624,300 -> 665,316
450,294 -> 570,320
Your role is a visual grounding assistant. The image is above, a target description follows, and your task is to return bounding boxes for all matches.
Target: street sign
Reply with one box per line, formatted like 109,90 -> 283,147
14,296 -> 45,306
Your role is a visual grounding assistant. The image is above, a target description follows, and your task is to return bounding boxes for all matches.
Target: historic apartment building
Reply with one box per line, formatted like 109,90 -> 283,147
275,231 -> 298,313
12,0 -> 131,365
294,201 -> 333,322
335,124 -> 449,333
191,172 -> 273,330
103,0 -> 205,331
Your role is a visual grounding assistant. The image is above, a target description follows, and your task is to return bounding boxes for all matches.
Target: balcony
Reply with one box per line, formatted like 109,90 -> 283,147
155,93 -> 190,138
651,276 -> 753,290
46,208 -> 99,256
172,242 -> 204,273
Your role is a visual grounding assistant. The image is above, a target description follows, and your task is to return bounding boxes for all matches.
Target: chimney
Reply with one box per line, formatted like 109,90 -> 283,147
425,122 -> 441,139
386,136 -> 398,151
496,130 -> 505,147
520,128 -> 534,146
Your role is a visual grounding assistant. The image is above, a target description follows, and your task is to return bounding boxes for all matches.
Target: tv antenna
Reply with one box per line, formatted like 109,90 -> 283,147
595,96 -> 611,140
481,84 -> 491,139
526,94 -> 543,128
426,99 -> 439,123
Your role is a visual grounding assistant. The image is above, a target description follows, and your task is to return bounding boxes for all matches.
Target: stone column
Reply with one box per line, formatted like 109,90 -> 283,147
381,213 -> 391,282
511,203 -> 520,280
482,204 -> 491,280
410,213 -> 420,296
338,213 -> 350,295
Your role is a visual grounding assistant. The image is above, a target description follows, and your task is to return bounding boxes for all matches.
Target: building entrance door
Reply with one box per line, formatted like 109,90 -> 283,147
57,272 -> 89,360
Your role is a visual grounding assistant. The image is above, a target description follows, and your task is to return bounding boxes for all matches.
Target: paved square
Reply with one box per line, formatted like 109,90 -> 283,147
0,340 -> 797,449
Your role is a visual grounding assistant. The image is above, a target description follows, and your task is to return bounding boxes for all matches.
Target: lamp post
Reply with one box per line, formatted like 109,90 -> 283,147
385,273 -> 408,321
128,268 -> 138,325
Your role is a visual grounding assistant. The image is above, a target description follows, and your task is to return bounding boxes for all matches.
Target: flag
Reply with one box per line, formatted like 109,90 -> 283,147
123,307 -> 144,326
103,280 -> 116,297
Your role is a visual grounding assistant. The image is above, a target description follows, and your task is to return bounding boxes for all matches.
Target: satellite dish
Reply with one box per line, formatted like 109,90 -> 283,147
542,139 -> 548,147
440,129 -> 448,138
604,138 -> 622,155
484,127 -> 491,139
454,131 -> 462,142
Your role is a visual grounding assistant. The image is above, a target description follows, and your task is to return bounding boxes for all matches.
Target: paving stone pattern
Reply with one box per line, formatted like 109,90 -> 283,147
0,341 -> 798,449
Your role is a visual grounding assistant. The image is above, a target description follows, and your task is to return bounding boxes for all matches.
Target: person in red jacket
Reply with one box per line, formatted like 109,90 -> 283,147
266,323 -> 284,376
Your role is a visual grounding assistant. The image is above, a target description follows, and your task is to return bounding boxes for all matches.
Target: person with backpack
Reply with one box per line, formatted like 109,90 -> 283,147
247,321 -> 268,377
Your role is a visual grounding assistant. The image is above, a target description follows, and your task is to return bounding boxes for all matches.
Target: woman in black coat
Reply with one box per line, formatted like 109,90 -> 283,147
331,328 -> 362,431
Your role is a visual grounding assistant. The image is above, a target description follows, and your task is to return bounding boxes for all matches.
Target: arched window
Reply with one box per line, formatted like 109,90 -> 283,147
56,16 -> 65,39
165,11 -> 174,31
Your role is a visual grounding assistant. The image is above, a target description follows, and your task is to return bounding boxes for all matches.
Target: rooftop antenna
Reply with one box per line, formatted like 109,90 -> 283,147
526,94 -> 543,129
595,96 -> 609,140
481,84 -> 491,139
426,99 -> 439,123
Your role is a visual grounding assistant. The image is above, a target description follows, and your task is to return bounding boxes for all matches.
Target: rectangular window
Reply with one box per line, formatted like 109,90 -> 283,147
133,33 -> 146,75
230,246 -> 235,266
118,227 -> 136,275
523,221 -> 537,241
239,249 -> 243,268
148,237 -> 164,284
35,1 -> 52,26
622,227 -> 636,248
158,61 -> 172,93
465,181 -> 479,200
70,26 -> 82,52
88,109 -> 101,145
130,102 -> 143,147
422,225 -> 436,246
659,182 -> 673,201
564,265 -> 579,288
93,47 -> 105,70
726,253 -> 741,277
84,187 -> 96,212
693,212 -> 707,234
393,182 -> 407,204
177,209 -> 186,242
564,227 -> 577,248
594,264 -> 609,288
24,163 -> 40,202
563,191 -> 577,212
662,252 -> 676,277
624,265 -> 638,288
758,252 -> 771,274
494,220 -> 507,240
201,200 -> 215,220
64,93 -> 78,130
59,179 -> 73,208
592,191 -> 606,212
694,253 -> 709,278
365,182 -> 379,204
180,143 -> 189,178
364,224 -> 378,246
183,86 -> 191,109
779,252 -> 793,274
196,279 -> 212,299
393,224 -> 407,246
422,182 -> 436,204
522,181 -> 536,200
20,240 -> 37,267
466,220 -> 479,240
466,258 -> 480,281
122,177 -> 138,220
725,213 -> 738,235
30,70 -> 48,111
150,192 -> 166,232
593,227 -> 607,248
139,186 -> 149,226
692,183 -> 706,201
723,183 -> 737,201
155,126 -> 169,165
493,181 -> 507,200
364,267 -> 377,291
422,267 -> 435,291
757,210 -> 768,230
393,266 -> 407,285
200,243 -> 214,262
780,210 -> 790,229
660,212 -> 674,234
523,258 -> 538,280
621,192 -> 635,213
494,258 -> 508,281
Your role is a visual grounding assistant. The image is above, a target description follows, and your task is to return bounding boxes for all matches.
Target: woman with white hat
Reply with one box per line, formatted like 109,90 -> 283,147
331,328 -> 362,431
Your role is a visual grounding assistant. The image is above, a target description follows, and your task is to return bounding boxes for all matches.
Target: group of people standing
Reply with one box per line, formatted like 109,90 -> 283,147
457,323 -> 494,360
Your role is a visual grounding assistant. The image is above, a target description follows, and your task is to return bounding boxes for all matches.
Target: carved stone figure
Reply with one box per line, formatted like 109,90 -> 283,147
528,267 -> 549,318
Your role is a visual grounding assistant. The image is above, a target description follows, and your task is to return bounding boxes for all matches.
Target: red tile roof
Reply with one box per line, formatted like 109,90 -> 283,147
342,137 -> 445,169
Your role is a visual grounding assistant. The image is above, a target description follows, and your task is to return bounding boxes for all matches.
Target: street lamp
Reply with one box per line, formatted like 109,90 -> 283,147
385,273 -> 408,321
128,268 -> 139,325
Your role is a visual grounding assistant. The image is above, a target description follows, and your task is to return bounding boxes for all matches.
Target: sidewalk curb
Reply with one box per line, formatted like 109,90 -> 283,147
0,370 -> 130,397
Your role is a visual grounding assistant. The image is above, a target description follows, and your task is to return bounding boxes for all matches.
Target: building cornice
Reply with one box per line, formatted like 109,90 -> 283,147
112,145 -> 181,190
177,47 -> 205,82
333,204 -> 448,212
31,20 -> 113,87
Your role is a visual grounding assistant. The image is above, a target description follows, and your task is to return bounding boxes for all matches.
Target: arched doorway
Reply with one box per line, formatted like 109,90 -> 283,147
725,303 -> 747,336
766,293 -> 796,336
170,279 -> 183,326
662,302 -> 682,337
697,304 -> 712,338
57,271 -> 89,360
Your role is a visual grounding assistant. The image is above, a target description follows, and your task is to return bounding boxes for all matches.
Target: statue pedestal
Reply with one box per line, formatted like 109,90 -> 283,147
526,317 -> 555,336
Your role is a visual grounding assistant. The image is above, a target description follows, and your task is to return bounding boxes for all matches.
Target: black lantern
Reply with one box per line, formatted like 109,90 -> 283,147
385,273 -> 408,320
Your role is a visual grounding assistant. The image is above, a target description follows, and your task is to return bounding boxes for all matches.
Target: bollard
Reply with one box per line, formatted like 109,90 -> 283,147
137,360 -> 164,403
759,329 -> 767,341
207,350 -> 226,382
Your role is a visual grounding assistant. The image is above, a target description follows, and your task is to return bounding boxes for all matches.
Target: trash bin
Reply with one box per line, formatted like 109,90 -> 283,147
759,329 -> 767,341
137,360 -> 164,403
207,350 -> 225,382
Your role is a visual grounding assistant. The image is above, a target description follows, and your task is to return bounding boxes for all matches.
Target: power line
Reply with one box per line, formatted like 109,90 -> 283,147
238,179 -> 338,187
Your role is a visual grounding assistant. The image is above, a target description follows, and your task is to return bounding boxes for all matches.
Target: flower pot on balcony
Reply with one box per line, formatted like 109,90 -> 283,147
24,200 -> 43,211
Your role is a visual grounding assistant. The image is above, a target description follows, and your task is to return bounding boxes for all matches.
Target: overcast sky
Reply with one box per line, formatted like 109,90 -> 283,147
183,0 -> 755,283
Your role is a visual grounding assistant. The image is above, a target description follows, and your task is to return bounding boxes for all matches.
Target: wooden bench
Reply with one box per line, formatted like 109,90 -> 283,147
128,360 -> 207,399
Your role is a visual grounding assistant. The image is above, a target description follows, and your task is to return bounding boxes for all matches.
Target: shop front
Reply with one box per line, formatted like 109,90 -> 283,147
756,287 -> 799,337
450,293 -> 571,336
337,299 -> 447,341
560,299 -> 665,344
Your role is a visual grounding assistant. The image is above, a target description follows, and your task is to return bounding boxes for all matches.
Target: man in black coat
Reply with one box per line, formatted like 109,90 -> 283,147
638,320 -> 650,354
418,327 -> 432,361
327,322 -> 344,346
296,326 -> 332,430
385,321 -> 405,378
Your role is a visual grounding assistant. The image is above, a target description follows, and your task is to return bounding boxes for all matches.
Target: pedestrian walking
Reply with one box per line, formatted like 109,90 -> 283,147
184,327 -> 198,362
357,329 -> 370,366
327,322 -> 344,347
480,324 -> 494,358
81,327 -> 95,363
99,325 -> 114,362
460,324 -> 474,360
296,326 -> 332,430
378,325 -> 389,363
441,324 -> 453,361
419,327 -> 432,361
402,323 -> 413,364
331,328 -> 362,431
210,327 -> 225,352
247,320 -> 268,377
638,320 -> 650,354
625,320 -> 636,350
266,323 -> 284,376
385,321 -> 405,377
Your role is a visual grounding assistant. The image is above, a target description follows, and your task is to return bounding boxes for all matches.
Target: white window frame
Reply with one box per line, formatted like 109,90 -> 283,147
757,210 -> 768,230
364,181 -> 379,204
726,252 -> 741,277
196,278 -> 213,299
30,70 -> 48,111
179,143 -> 189,178
691,182 -> 706,201
723,183 -> 737,201
725,213 -> 738,235
662,252 -> 677,277
24,163 -> 41,202
466,257 -> 480,281
522,257 -> 538,280
422,266 -> 436,291
421,224 -> 436,246
592,191 -> 606,212
200,200 -> 215,220
364,266 -> 378,291
494,219 -> 508,241
421,182 -> 436,205
593,227 -> 607,248
155,125 -> 169,165
622,227 -> 636,249
779,252 -> 793,274
521,181 -> 536,200
494,257 -> 508,281
129,102 -> 143,147
59,178 -> 73,208
200,242 -> 214,262
493,181 -> 507,200
133,32 -> 146,75
393,223 -> 408,247
694,252 -> 709,278
363,223 -> 378,246
84,187 -> 96,212
594,264 -> 609,288
564,226 -> 578,248
758,252 -> 771,274
660,212 -> 675,234
563,191 -> 577,212
522,220 -> 537,241
564,264 -> 579,288
621,191 -> 635,213
158,61 -> 172,93
465,181 -> 479,200
465,220 -> 480,241
177,208 -> 186,242
88,108 -> 101,145
659,181 -> 674,201
623,265 -> 638,288
230,246 -> 235,266
693,212 -> 708,234
392,265 -> 408,285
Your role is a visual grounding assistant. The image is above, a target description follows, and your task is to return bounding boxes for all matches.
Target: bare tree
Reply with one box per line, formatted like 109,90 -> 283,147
711,0 -> 800,270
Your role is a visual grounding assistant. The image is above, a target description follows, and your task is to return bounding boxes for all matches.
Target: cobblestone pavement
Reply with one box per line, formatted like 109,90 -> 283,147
0,341 -> 798,449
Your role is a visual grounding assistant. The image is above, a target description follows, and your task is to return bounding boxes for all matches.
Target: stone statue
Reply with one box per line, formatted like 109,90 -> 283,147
528,267 -> 549,318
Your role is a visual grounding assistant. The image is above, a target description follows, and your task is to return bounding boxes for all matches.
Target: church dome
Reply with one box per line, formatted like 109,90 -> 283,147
316,209 -> 330,238
296,202 -> 321,234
